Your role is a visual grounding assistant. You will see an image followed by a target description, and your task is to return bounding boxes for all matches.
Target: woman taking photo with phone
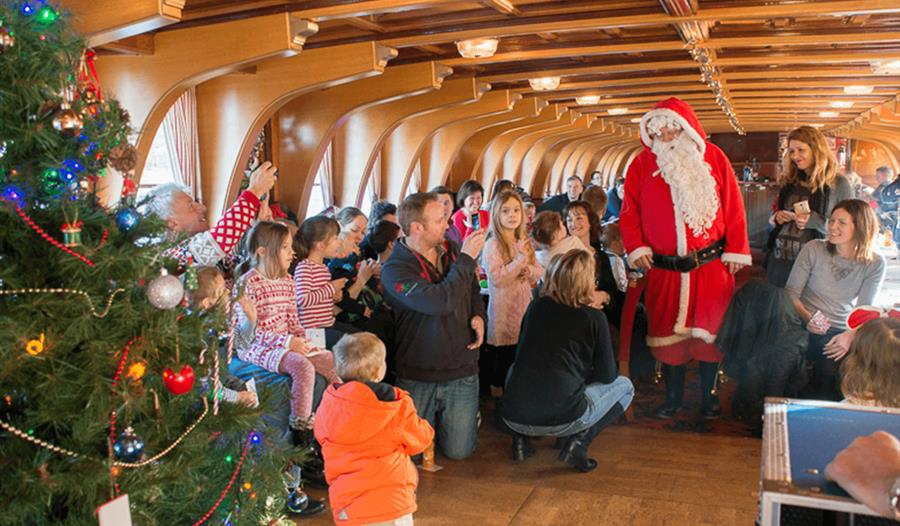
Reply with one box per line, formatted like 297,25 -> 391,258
766,125 -> 853,287
451,180 -> 490,242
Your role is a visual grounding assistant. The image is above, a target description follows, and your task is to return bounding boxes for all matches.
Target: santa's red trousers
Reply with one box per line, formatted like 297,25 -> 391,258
651,338 -> 721,366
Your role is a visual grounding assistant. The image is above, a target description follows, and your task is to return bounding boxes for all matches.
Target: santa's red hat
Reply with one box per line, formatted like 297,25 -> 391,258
639,97 -> 708,154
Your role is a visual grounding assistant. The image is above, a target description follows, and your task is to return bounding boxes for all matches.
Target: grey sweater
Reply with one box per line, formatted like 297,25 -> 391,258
785,240 -> 886,329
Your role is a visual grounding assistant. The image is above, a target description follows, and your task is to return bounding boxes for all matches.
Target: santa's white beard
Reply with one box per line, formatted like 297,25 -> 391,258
651,134 -> 720,238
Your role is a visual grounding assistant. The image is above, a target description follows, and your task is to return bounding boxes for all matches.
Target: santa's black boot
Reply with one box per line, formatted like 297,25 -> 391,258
699,361 -> 722,420
654,364 -> 685,419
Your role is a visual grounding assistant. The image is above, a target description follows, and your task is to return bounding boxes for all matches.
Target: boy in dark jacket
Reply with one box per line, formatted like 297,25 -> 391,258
315,333 -> 434,525
381,192 -> 487,460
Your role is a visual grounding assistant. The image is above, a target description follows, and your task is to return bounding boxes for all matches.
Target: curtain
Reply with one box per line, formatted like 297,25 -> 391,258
367,150 -> 382,206
317,140 -> 334,207
162,87 -> 201,200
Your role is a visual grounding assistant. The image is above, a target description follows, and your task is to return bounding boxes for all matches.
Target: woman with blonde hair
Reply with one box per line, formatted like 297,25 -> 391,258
767,125 -> 853,286
501,249 -> 634,472
840,316 -> 900,408
481,190 -> 544,398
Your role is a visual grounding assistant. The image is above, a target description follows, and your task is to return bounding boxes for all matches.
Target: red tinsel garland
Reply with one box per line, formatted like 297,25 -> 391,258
192,433 -> 253,526
11,203 -> 95,267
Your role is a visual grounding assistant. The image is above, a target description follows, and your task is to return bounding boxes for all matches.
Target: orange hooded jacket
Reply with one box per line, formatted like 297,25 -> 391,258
314,382 -> 434,525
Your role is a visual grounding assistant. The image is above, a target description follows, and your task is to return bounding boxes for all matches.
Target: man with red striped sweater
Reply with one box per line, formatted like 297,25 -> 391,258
146,162 -> 277,268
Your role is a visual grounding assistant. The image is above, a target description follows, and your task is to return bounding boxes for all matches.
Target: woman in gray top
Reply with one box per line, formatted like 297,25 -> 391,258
785,199 -> 886,400
767,126 -> 854,287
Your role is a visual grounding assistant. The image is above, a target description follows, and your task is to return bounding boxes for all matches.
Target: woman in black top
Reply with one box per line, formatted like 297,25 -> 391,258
501,249 -> 634,472
563,200 -> 624,328
766,125 -> 853,286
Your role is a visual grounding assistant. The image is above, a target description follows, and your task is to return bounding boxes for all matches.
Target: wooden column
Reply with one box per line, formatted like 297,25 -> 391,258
275,61 -> 451,215
331,76 -> 479,207
195,42 -> 395,220
94,13 -> 316,204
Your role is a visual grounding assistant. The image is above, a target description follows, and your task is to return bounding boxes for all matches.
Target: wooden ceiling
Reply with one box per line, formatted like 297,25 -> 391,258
108,0 -> 900,135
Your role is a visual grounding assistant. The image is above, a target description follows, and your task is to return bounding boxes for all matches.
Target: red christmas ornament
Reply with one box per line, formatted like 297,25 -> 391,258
162,365 -> 195,395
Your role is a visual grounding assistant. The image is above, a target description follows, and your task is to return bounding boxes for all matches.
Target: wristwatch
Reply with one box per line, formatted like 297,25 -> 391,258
890,476 -> 900,521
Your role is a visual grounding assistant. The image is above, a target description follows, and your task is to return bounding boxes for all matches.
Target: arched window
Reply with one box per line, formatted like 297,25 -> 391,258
305,140 -> 334,218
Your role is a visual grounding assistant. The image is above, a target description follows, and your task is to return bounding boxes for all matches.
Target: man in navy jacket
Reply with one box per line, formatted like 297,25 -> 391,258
382,192 -> 487,459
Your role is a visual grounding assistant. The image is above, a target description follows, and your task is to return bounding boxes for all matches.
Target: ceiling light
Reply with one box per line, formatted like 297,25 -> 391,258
575,95 -> 601,105
529,76 -> 561,91
608,107 -> 629,115
871,59 -> 900,75
455,38 -> 499,59
810,123 -> 825,128
819,111 -> 839,118
830,101 -> 854,109
630,117 -> 642,123
844,85 -> 874,95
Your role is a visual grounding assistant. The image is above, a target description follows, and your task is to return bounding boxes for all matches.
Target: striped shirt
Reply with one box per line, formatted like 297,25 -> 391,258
235,269 -> 305,372
294,259 -> 336,328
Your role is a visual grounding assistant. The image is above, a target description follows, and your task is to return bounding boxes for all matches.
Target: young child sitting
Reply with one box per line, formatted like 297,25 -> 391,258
599,223 -> 628,293
840,316 -> 900,408
314,332 -> 434,526
188,265 -> 257,407
531,210 -> 590,269
234,222 -> 341,443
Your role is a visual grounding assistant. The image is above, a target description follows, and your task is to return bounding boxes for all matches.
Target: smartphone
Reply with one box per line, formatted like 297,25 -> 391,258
793,200 -> 811,215
470,213 -> 480,230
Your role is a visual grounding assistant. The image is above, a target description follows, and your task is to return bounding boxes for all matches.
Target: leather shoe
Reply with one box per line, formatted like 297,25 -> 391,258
701,396 -> 722,420
511,435 -> 535,462
654,401 -> 680,419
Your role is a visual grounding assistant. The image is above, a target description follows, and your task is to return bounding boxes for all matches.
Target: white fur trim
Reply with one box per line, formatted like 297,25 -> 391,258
647,327 -> 717,347
721,252 -> 752,266
640,108 -> 706,155
627,246 -> 653,268
669,179 -> 691,337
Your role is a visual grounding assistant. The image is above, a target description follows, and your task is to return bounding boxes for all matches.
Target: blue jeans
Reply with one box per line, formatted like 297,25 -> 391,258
396,375 -> 479,460
504,376 -> 634,437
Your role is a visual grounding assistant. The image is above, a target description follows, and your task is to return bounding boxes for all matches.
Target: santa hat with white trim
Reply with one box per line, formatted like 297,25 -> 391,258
639,97 -> 708,154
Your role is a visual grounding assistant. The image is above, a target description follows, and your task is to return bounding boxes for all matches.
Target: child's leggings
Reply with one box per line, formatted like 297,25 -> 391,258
278,351 -> 341,426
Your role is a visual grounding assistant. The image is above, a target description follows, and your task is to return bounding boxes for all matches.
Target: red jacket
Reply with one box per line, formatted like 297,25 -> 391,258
314,382 -> 434,525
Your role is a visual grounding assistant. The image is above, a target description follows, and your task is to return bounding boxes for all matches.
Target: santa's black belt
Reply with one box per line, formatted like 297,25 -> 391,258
652,239 -> 725,273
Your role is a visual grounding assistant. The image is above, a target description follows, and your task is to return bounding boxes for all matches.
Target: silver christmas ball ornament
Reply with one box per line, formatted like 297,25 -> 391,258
146,271 -> 184,309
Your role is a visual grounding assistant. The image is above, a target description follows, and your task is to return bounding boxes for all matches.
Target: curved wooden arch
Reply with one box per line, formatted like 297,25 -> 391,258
503,113 -> 581,187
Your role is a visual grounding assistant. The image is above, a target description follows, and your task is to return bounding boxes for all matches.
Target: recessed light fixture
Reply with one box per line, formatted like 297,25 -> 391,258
575,95 -> 601,105
455,38 -> 500,59
608,107 -> 629,115
871,59 -> 900,75
818,111 -> 839,118
830,101 -> 854,109
844,85 -> 874,95
810,123 -> 825,128
630,117 -> 642,123
529,76 -> 561,91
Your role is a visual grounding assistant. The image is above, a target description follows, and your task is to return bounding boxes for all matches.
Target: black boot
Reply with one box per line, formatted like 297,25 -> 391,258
292,428 -> 328,488
699,361 -> 722,420
654,364 -> 686,419
559,403 -> 625,473
511,434 -> 536,462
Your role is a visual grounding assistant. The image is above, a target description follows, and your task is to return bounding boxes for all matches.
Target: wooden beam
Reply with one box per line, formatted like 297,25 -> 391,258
98,34 -> 155,55
344,16 -> 388,33
479,0 -> 521,16
294,0 -> 454,21
481,60 -> 697,83
375,1 -> 900,48
59,0 -> 184,47
718,50 -> 900,67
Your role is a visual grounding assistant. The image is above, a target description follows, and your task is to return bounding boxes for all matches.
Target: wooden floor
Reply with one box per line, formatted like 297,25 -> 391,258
299,401 -> 762,525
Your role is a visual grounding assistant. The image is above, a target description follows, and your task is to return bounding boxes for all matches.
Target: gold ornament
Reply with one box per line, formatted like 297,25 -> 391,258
0,27 -> 15,51
108,144 -> 138,173
52,103 -> 83,136
26,333 -> 46,356
80,88 -> 99,117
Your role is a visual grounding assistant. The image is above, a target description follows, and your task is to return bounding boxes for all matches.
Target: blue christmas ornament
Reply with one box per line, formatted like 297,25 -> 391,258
115,207 -> 141,233
113,427 -> 144,462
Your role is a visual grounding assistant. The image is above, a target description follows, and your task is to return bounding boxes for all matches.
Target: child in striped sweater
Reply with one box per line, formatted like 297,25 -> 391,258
234,222 -> 340,439
293,216 -> 347,332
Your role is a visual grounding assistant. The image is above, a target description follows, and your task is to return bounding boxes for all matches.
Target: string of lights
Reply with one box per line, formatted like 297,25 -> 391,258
687,39 -> 746,135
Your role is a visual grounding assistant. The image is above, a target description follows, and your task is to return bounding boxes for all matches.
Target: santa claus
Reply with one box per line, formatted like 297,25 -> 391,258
619,97 -> 751,419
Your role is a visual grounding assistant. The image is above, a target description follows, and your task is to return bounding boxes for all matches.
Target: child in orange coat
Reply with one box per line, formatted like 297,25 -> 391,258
314,333 -> 434,525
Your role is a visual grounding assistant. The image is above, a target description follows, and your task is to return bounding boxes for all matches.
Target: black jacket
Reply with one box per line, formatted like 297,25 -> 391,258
381,239 -> 486,382
536,193 -> 571,215
502,296 -> 616,426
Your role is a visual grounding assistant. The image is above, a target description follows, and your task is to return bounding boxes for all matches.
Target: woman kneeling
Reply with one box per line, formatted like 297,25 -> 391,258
501,249 -> 634,472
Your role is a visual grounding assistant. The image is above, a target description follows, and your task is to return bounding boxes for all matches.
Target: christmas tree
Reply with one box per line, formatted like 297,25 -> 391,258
0,2 -> 294,524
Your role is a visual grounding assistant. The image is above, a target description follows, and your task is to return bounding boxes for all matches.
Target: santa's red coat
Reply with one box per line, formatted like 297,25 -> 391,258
619,98 -> 751,364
